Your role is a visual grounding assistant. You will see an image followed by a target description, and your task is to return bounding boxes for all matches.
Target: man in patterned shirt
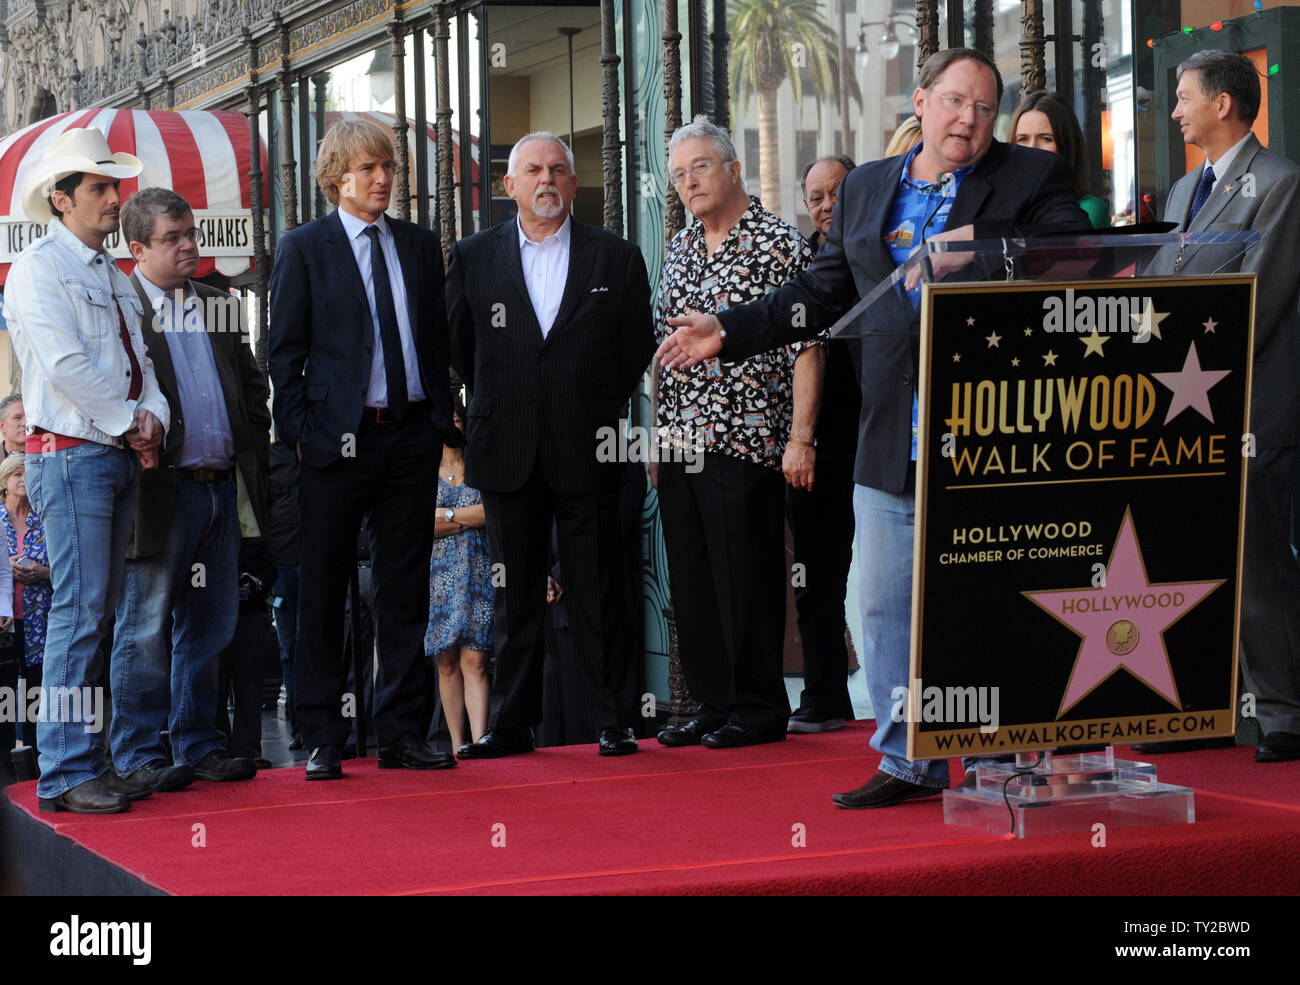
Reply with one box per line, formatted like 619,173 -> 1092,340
653,117 -> 820,749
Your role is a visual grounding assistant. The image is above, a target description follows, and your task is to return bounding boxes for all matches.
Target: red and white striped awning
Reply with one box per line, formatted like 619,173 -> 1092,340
0,108 -> 266,286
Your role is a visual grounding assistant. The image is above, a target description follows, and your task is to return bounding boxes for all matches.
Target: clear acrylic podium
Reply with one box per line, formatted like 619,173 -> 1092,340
826,229 -> 1260,340
828,230 -> 1260,838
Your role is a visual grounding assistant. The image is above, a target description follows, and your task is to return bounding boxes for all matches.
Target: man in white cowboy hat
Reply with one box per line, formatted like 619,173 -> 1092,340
4,126 -> 170,814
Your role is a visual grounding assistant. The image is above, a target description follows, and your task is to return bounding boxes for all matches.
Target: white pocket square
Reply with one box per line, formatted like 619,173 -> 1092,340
590,286 -> 609,293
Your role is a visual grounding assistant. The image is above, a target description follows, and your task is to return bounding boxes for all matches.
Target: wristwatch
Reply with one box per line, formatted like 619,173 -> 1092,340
444,508 -> 455,522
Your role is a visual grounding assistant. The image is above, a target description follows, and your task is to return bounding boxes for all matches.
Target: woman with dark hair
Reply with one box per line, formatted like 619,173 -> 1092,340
1009,90 -> 1110,228
425,393 -> 493,753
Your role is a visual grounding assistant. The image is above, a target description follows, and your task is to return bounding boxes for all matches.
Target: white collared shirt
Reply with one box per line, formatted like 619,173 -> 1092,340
1203,131 -> 1254,188
517,215 -> 571,338
337,208 -> 426,407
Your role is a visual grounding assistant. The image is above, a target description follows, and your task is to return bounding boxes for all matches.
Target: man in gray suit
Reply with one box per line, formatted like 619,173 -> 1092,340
1143,49 -> 1300,762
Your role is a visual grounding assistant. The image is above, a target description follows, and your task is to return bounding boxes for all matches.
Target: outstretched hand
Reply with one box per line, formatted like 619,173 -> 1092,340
656,313 -> 724,370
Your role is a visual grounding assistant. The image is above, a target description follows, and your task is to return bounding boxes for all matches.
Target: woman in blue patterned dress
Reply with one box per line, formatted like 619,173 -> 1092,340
425,399 -> 493,753
1,454 -> 51,760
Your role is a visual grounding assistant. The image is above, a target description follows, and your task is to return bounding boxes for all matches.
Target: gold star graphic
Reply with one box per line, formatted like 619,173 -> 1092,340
1043,349 -> 1059,367
1203,317 -> 1218,333
1130,299 -> 1171,342
985,331 -> 1002,348
1081,329 -> 1109,358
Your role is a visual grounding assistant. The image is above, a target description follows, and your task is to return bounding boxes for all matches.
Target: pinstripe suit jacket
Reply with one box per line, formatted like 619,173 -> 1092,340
1163,133 -> 1299,449
447,216 -> 655,495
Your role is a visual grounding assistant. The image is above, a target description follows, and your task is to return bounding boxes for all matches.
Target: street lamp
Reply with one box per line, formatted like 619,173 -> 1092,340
367,45 -> 395,107
855,6 -> 915,70
557,27 -> 581,151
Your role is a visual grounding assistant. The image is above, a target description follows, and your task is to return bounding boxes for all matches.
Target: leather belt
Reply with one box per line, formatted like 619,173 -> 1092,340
176,467 -> 234,482
363,400 -> 427,426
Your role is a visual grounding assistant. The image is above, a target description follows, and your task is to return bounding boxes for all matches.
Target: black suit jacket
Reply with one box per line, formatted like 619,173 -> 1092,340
127,274 -> 270,559
447,217 -> 655,495
268,210 -> 456,468
719,140 -> 1091,492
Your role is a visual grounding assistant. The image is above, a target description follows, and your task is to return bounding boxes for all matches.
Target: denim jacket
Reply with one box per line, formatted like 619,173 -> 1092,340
3,218 -> 169,445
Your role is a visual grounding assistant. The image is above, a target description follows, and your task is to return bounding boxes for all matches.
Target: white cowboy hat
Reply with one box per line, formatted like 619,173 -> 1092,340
21,127 -> 143,224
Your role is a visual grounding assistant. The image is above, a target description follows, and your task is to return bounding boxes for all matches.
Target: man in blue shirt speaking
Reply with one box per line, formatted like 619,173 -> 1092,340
657,48 -> 1090,807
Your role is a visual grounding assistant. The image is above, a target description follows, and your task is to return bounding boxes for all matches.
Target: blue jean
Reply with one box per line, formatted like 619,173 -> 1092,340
26,443 -> 138,799
854,481 -> 950,788
110,477 -> 239,773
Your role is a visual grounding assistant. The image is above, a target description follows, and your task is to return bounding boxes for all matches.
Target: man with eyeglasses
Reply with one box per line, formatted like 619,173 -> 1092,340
653,116 -> 817,750
109,187 -> 270,792
658,49 -> 1089,805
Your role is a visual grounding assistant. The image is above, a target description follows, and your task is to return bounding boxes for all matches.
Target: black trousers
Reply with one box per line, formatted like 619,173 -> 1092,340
1241,447 -> 1300,736
216,604 -> 273,759
294,413 -> 439,748
787,453 -> 856,720
657,453 -> 789,728
481,462 -> 635,734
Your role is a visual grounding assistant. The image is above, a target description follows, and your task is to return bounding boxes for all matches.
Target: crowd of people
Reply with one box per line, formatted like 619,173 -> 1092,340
1,46 -> 1295,816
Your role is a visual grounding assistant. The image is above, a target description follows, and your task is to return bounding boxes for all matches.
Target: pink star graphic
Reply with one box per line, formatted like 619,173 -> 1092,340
1022,509 -> 1223,716
1151,341 -> 1231,424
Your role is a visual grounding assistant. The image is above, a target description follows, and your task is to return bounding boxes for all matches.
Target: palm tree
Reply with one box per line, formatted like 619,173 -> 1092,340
729,0 -> 858,211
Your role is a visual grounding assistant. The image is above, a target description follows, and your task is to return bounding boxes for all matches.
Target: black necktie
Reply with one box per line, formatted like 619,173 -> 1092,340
1188,165 -> 1216,224
364,225 -> 409,417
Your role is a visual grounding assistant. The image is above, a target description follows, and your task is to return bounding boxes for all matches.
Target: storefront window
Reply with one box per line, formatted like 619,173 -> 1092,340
480,4 -> 604,230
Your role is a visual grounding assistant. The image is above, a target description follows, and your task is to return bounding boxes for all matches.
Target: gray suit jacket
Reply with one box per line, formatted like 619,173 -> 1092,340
1163,133 -> 1299,448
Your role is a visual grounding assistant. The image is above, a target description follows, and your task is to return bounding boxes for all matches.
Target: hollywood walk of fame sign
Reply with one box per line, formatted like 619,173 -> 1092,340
907,276 -> 1254,760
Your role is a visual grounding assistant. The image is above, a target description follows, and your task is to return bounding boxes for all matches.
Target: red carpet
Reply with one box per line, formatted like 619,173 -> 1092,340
7,722 -> 1300,895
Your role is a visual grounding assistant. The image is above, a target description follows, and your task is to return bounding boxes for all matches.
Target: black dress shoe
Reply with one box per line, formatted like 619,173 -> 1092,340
656,718 -> 722,747
1255,732 -> 1300,763
701,722 -> 786,749
306,745 -> 343,780
832,770 -> 945,809
38,776 -> 131,814
598,727 -> 638,756
1131,737 -> 1235,755
379,734 -> 458,769
124,760 -> 194,793
97,770 -> 152,801
193,750 -> 257,781
287,736 -> 304,751
457,728 -> 534,759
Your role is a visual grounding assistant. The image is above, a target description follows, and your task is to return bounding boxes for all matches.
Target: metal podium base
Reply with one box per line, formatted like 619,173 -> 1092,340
942,747 -> 1196,838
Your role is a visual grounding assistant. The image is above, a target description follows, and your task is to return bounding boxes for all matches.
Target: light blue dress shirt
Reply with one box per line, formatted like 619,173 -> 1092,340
136,270 -> 235,470
337,209 -> 427,407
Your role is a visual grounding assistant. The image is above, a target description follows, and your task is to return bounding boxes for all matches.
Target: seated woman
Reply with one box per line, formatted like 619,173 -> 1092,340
1008,90 -> 1110,229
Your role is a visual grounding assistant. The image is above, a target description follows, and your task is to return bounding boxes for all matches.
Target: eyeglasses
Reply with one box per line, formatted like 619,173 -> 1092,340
670,159 -> 725,186
932,92 -> 997,121
151,228 -> 200,248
